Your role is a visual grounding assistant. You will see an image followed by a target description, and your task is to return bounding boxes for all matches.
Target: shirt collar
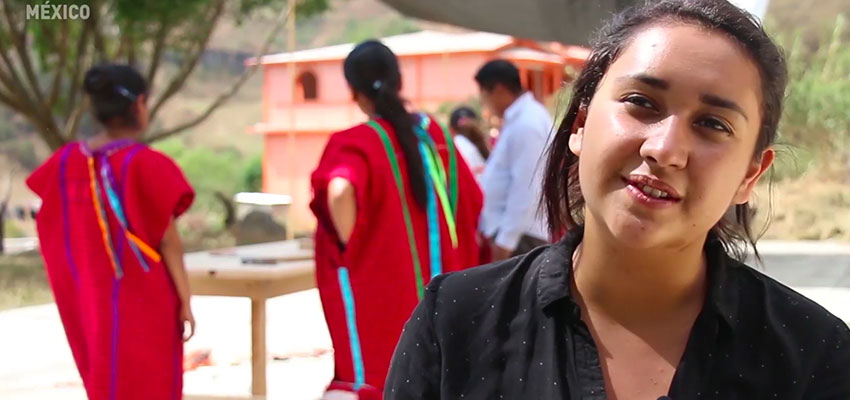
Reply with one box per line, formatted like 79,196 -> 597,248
503,91 -> 535,123
535,227 -> 739,335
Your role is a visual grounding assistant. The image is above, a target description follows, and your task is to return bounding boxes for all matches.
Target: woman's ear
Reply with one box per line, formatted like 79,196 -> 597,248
567,105 -> 588,156
568,127 -> 584,156
732,148 -> 775,204
135,94 -> 146,113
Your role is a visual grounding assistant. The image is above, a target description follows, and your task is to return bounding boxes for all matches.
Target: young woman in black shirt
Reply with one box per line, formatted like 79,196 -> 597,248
385,0 -> 850,399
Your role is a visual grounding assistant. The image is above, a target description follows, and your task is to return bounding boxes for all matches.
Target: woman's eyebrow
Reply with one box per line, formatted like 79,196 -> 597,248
616,73 -> 750,121
700,94 -> 749,121
617,73 -> 670,90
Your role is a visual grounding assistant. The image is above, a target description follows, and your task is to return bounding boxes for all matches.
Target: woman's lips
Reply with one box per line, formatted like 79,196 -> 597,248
623,175 -> 683,200
621,176 -> 682,209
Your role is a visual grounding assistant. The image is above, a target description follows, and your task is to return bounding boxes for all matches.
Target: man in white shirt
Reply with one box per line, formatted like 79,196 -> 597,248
475,60 -> 553,260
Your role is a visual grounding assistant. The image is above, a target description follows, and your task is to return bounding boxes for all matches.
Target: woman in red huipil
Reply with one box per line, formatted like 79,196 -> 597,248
310,40 -> 486,399
27,63 -> 195,400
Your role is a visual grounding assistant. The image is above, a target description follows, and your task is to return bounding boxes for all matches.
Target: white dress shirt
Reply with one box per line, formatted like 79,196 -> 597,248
479,92 -> 553,250
453,134 -> 486,183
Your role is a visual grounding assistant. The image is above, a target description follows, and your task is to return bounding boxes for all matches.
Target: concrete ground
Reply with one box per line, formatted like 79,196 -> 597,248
0,290 -> 334,400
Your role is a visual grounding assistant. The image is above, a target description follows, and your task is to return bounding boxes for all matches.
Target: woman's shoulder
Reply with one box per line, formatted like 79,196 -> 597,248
329,123 -> 384,148
129,145 -> 181,170
425,245 -> 553,316
724,257 -> 849,340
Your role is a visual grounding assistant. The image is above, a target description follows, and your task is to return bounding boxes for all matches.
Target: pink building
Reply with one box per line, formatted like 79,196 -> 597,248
250,30 -> 587,233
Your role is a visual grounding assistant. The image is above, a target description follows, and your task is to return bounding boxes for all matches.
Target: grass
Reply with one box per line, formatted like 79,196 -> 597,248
753,168 -> 850,241
0,253 -> 52,311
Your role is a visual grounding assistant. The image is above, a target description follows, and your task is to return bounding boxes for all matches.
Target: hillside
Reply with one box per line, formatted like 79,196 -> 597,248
2,0 -> 849,243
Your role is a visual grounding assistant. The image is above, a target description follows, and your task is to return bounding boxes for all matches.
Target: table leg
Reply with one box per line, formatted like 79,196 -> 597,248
251,298 -> 267,397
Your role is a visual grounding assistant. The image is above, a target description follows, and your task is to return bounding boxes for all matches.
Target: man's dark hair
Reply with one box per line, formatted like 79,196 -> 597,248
474,59 -> 523,94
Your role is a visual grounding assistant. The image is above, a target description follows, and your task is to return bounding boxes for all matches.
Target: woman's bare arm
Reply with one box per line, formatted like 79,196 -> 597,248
328,177 -> 357,243
160,218 -> 195,341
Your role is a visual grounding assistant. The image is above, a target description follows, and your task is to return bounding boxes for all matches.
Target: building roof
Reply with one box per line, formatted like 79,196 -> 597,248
254,30 -> 517,65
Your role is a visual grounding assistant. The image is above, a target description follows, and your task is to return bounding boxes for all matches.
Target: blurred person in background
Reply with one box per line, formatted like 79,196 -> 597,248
448,106 -> 490,182
309,40 -> 485,399
474,59 -> 553,261
27,63 -> 195,400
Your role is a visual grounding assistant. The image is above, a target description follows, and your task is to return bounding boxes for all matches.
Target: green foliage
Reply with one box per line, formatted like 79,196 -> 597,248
240,154 -> 263,192
334,16 -> 420,45
3,219 -> 26,238
154,138 -> 259,212
112,0 -> 211,25
0,120 -> 14,142
0,254 -> 51,310
156,138 -> 236,197
3,140 -> 39,171
233,0 -> 329,23
0,0 -> 331,151
770,15 -> 850,180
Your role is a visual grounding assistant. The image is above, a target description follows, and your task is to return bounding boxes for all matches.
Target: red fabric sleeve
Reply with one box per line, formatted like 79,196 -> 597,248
26,143 -> 72,199
310,129 -> 371,243
123,148 -> 195,249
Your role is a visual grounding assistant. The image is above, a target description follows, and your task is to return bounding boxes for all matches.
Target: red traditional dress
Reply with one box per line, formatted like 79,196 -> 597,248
27,139 -> 194,400
311,114 -> 485,399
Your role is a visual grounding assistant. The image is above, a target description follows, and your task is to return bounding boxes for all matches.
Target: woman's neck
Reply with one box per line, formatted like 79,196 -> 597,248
572,218 -> 708,322
87,129 -> 138,148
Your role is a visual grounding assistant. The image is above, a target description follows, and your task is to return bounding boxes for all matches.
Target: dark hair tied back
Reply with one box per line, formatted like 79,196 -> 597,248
344,40 -> 428,208
83,63 -> 147,127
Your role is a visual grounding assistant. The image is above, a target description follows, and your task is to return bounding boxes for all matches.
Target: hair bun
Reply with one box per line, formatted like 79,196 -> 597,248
83,66 -> 114,96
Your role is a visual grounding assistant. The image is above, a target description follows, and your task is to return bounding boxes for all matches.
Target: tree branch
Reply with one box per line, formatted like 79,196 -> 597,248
0,57 -> 21,94
63,101 -> 87,142
148,0 -> 225,122
1,168 -> 11,205
127,31 -> 137,66
146,22 -> 170,86
47,19 -> 70,110
1,1 -> 45,106
0,46 -> 66,149
0,43 -> 29,97
114,27 -> 129,60
145,3 -> 293,143
0,85 -> 26,115
86,2 -> 108,61
64,22 -> 91,125
0,0 -> 64,149
0,168 -> 11,255
0,29 -> 57,145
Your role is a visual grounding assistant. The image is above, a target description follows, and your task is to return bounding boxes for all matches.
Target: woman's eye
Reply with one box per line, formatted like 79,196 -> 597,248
623,94 -> 656,110
696,117 -> 733,134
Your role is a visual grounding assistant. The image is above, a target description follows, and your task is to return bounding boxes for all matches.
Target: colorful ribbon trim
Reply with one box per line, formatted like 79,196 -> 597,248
338,267 -> 366,390
82,141 -> 162,279
87,156 -> 124,279
367,120 -> 426,298
365,116 -> 460,297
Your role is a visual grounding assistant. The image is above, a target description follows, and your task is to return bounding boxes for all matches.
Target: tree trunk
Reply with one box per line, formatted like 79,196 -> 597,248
1,170 -> 12,255
0,200 -> 6,255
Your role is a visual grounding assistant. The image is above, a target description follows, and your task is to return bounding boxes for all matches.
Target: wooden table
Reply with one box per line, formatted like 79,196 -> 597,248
185,239 -> 317,399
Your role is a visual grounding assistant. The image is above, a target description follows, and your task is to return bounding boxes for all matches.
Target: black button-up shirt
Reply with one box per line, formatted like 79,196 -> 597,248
385,229 -> 850,399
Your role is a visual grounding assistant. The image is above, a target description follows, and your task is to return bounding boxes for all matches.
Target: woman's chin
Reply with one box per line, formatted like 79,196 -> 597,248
602,211 -> 678,249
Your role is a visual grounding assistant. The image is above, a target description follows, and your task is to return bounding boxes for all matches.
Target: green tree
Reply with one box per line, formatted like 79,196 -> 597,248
0,0 -> 329,151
